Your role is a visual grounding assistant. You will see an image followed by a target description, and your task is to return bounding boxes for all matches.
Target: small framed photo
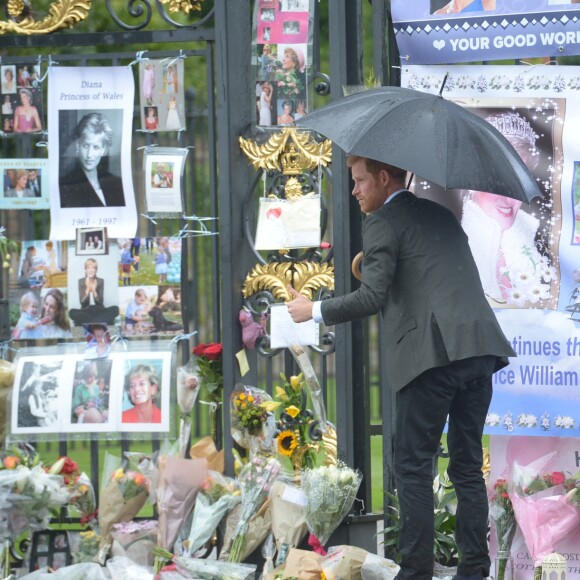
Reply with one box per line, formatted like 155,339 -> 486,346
76,227 -> 108,256
143,147 -> 189,215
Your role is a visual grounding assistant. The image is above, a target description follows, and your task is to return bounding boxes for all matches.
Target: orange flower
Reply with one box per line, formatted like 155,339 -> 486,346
3,456 -> 20,469
134,473 -> 146,487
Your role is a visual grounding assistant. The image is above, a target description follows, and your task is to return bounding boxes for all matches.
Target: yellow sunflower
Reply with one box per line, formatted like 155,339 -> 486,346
277,430 -> 298,456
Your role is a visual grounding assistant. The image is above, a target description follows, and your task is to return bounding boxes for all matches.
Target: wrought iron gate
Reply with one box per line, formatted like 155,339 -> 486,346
0,0 -> 393,560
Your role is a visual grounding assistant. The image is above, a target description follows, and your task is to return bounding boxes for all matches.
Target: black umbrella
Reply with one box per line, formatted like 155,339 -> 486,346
295,86 -> 542,203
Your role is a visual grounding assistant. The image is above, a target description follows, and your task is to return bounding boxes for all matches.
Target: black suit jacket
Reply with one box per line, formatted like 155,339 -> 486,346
321,191 -> 516,391
59,163 -> 125,208
78,277 -> 105,309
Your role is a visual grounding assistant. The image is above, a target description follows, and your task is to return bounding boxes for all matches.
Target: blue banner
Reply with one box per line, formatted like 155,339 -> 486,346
392,1 -> 580,64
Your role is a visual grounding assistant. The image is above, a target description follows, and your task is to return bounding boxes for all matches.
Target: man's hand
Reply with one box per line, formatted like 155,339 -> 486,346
286,286 -> 314,323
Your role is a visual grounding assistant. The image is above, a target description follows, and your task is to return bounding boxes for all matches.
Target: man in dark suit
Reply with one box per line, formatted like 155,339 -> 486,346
26,169 -> 41,197
288,156 -> 516,580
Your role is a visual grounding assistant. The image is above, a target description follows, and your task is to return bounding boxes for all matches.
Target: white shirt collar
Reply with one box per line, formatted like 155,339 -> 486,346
385,189 -> 407,205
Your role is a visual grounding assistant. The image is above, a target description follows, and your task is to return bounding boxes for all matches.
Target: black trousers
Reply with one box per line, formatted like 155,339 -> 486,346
393,356 -> 496,580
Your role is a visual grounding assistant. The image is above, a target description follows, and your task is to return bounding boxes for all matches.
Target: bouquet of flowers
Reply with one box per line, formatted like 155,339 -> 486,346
95,453 -> 151,564
192,342 -> 223,404
488,478 -> 516,580
48,456 -> 98,530
70,529 -> 100,564
509,453 -> 580,574
0,447 -> 69,576
231,383 -> 273,451
227,455 -> 281,563
176,359 -> 201,456
301,462 -> 362,555
153,453 -> 208,572
178,470 -> 240,557
265,372 -> 322,471
110,519 -> 157,566
67,471 -> 98,528
152,546 -> 257,580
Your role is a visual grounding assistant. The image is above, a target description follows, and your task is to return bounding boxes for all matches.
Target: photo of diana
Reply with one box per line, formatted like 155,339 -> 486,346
58,110 -> 125,208
121,363 -> 162,424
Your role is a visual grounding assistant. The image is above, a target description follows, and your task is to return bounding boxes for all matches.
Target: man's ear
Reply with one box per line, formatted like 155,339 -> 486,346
378,169 -> 390,188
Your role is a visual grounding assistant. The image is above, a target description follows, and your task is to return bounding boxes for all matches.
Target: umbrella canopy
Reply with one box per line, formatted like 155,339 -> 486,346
295,86 -> 542,203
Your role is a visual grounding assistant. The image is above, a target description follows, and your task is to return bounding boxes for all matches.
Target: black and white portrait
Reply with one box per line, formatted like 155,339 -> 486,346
16,360 -> 63,429
58,110 -> 125,209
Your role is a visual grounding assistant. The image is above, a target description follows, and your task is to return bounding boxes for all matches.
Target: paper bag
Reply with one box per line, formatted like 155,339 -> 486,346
264,548 -> 323,580
270,481 -> 308,563
189,436 -> 224,473
322,545 -> 368,579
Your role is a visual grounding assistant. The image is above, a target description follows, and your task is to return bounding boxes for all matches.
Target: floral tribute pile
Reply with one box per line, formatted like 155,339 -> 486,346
0,446 -> 96,576
488,452 -> 580,579
6,347 -> 374,580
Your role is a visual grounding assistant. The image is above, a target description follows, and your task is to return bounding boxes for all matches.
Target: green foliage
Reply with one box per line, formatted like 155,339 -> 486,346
381,473 -> 458,566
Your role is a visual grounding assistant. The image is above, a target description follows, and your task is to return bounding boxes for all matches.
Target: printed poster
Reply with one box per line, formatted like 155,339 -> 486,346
48,67 -> 137,240
1,62 -> 43,135
254,0 -> 313,128
1,159 -> 49,210
138,59 -> 185,132
391,1 -> 580,64
403,65 -> 580,437
10,351 -> 172,436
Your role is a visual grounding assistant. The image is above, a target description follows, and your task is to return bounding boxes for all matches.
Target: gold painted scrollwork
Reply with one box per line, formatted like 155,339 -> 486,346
1,0 -> 92,35
239,128 -> 332,174
242,261 -> 334,302
158,0 -> 204,13
322,424 -> 338,467
482,447 -> 490,483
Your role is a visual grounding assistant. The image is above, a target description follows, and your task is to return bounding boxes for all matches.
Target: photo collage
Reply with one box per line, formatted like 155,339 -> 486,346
9,235 -> 183,342
11,351 -> 171,435
138,59 -> 185,133
255,0 -> 312,127
1,62 -> 43,135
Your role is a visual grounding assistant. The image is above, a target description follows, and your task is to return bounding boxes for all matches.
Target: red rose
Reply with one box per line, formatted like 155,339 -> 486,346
192,343 -> 209,357
203,343 -> 223,361
59,456 -> 79,475
551,471 -> 565,485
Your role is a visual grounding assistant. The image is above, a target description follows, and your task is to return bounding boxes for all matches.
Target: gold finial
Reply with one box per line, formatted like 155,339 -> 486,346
1,1 -> 92,35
